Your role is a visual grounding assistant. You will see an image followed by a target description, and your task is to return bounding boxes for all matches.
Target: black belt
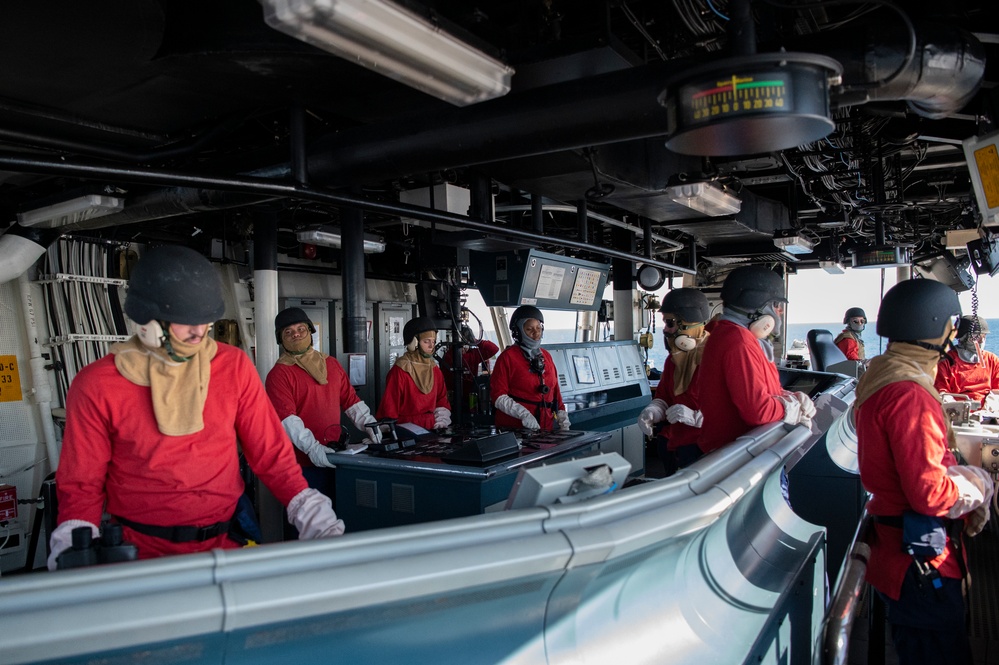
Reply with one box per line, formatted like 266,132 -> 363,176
113,514 -> 232,543
873,514 -> 956,530
873,514 -> 904,528
510,394 -> 556,410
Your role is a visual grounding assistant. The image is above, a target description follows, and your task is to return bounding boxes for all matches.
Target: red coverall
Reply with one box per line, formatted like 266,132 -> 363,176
441,340 -> 499,394
695,320 -> 785,453
856,382 -> 963,600
652,356 -> 702,451
490,346 -> 564,431
265,357 -> 363,467
376,364 -> 450,430
834,329 -> 864,361
934,346 -> 999,404
57,343 -> 308,559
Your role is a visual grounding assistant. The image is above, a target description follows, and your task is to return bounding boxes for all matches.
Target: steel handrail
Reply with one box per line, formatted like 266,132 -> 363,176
819,508 -> 875,665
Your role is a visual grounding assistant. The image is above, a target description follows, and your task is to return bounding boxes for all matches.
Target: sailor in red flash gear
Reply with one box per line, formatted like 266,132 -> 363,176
637,288 -> 711,471
696,265 -> 816,454
856,279 -> 993,665
461,338 -> 500,381
266,307 -> 382,493
491,305 -> 569,431
440,325 -> 500,397
50,246 -> 345,567
834,306 -> 867,361
934,314 -> 999,405
377,317 -> 452,430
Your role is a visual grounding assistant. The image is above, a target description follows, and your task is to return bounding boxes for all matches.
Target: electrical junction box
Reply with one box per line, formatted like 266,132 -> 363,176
945,228 -> 981,250
399,183 -> 479,232
0,484 -> 17,521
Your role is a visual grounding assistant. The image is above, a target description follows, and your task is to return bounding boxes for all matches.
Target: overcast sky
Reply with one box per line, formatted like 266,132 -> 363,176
786,269 -> 998,323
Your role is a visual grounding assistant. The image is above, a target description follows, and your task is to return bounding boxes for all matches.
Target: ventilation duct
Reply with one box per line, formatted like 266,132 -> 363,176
815,23 -> 985,119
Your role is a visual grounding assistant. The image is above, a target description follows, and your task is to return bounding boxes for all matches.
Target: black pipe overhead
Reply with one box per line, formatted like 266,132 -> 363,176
0,151 -> 694,274
341,203 -> 367,354
300,23 -> 983,182
304,59 -> 692,187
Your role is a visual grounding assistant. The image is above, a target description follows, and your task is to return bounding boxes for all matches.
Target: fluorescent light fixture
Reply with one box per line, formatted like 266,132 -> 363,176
666,182 -> 741,217
17,194 -> 124,229
260,0 -> 515,107
819,260 -> 846,274
297,227 -> 386,253
773,231 -> 816,255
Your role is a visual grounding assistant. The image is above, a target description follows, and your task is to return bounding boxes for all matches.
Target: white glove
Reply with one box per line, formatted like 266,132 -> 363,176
345,401 -> 382,444
965,503 -> 991,537
495,394 -> 540,430
638,398 -> 667,437
792,391 -> 817,419
281,415 -> 336,468
47,520 -> 100,571
775,392 -> 811,427
433,407 -> 452,429
946,465 -> 995,518
665,403 -> 704,428
287,488 -> 345,539
782,390 -> 817,419
556,409 -> 571,431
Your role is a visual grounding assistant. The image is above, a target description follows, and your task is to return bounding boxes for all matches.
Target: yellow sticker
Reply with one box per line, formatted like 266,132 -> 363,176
0,355 -> 23,403
974,143 -> 999,210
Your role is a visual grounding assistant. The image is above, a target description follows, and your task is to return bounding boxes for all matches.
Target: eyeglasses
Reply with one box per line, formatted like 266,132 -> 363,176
282,324 -> 311,338
849,318 -> 867,325
663,318 -> 677,328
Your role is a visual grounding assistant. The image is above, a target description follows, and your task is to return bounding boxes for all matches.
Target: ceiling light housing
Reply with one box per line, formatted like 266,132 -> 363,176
260,0 -> 514,107
297,227 -> 386,254
667,182 -> 742,217
773,230 -> 816,255
819,260 -> 846,275
17,194 -> 124,229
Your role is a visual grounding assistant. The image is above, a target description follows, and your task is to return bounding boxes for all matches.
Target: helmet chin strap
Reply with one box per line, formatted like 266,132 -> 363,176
162,335 -> 193,363
907,339 -> 954,364
136,319 -> 197,362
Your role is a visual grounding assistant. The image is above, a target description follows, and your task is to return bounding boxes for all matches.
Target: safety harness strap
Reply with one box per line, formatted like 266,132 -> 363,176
113,513 -> 232,543
509,393 -> 556,411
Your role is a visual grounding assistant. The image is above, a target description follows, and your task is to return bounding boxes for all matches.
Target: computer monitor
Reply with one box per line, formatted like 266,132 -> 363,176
504,452 -> 631,510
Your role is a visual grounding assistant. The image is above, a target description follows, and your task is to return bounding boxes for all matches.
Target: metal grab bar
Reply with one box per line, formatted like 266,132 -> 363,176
820,509 -> 875,665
